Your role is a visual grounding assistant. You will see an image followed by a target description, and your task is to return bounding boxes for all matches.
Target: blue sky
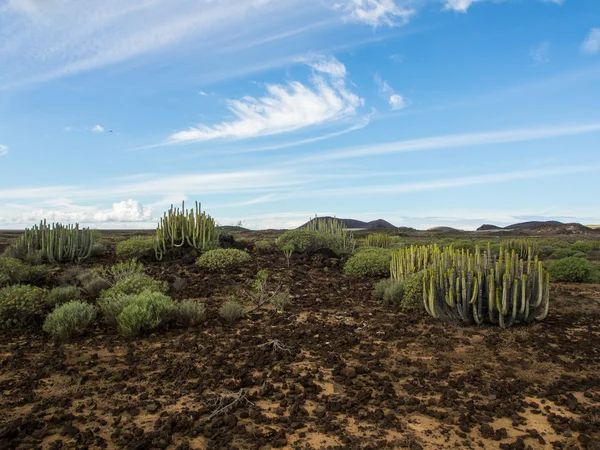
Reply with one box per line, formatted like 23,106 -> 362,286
1,0 -> 599,230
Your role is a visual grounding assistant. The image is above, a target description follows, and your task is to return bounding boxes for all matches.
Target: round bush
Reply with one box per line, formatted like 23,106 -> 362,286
196,249 -> 251,273
0,285 -> 48,328
548,257 -> 599,283
43,301 -> 97,341
344,248 -> 391,277
116,237 -> 155,260
551,248 -> 585,260
47,286 -> 81,308
219,300 -> 245,323
116,291 -> 175,336
176,300 -> 206,327
99,273 -> 168,301
276,230 -> 344,254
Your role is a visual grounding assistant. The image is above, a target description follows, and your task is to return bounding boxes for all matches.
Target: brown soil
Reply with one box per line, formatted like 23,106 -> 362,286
1,244 -> 600,449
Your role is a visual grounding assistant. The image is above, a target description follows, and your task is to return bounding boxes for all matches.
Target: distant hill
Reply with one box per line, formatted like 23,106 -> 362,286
476,221 -> 595,234
504,221 -> 564,230
477,224 -> 503,231
427,226 -> 462,232
299,217 -> 396,230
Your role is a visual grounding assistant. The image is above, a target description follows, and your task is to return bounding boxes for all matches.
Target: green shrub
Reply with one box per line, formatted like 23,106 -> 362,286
175,300 -> 206,327
43,301 -> 96,341
116,237 -> 154,260
105,259 -> 145,282
399,271 -> 427,313
254,239 -> 275,251
77,270 -> 111,297
270,291 -> 291,313
47,286 -> 80,308
551,248 -> 583,259
100,273 -> 168,301
58,266 -> 85,286
383,282 -> 405,307
219,300 -> 245,322
0,257 -> 51,287
90,242 -> 107,257
0,285 -> 48,328
548,257 -> 600,283
344,248 -> 391,277
98,294 -> 134,327
373,278 -> 395,300
276,230 -> 344,254
117,291 -> 175,336
571,241 -> 600,254
196,249 -> 251,273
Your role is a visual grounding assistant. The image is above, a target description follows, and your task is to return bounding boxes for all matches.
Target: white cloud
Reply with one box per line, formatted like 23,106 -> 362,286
530,41 -> 550,65
581,29 -> 600,55
0,144 -> 8,156
374,73 -> 410,110
293,122 -> 600,163
336,0 -> 415,27
92,125 -> 104,133
94,200 -> 153,222
443,0 -> 482,13
389,93 -> 409,110
165,56 -> 362,144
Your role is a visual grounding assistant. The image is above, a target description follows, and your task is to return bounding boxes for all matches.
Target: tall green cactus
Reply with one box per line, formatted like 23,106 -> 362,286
422,246 -> 549,328
303,216 -> 355,252
153,201 -> 217,260
10,220 -> 95,263
390,244 -> 439,281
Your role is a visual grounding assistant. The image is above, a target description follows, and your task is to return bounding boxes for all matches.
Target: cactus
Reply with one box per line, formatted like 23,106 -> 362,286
365,233 -> 397,249
500,238 -> 540,261
303,216 -> 355,252
422,246 -> 550,328
390,244 -> 439,281
9,220 -> 95,263
153,201 -> 217,260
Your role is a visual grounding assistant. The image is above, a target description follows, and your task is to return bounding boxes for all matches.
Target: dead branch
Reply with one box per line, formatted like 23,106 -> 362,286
205,388 -> 253,421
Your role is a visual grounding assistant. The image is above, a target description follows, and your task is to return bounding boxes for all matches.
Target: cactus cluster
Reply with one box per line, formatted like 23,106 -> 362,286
500,238 -> 539,260
422,245 -> 549,328
303,216 -> 355,252
154,201 -> 217,260
365,233 -> 400,249
390,245 -> 439,281
10,220 -> 95,263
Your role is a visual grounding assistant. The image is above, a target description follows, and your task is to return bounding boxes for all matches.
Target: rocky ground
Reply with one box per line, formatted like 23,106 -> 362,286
1,241 -> 600,449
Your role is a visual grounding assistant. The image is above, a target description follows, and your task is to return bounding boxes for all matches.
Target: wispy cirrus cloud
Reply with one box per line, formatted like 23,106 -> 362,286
530,41 -> 551,65
92,125 -> 104,133
581,29 -> 600,55
292,122 -> 600,163
374,73 -> 410,110
443,0 -> 562,12
0,144 -> 8,156
163,56 -> 363,145
336,0 -> 415,27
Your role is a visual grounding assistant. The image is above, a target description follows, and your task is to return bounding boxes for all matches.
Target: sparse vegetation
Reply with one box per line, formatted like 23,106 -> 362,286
99,273 -> 168,300
116,236 -> 154,260
116,291 -> 175,336
219,300 -> 245,322
0,257 -> 51,287
195,248 -> 251,273
43,301 -> 96,341
0,285 -> 48,328
175,300 -> 206,327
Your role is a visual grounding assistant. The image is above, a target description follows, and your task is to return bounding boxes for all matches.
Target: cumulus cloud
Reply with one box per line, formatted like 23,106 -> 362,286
581,29 -> 600,55
374,73 -> 410,110
336,0 -> 415,27
530,41 -> 551,65
166,56 -> 362,144
0,144 -> 8,156
92,124 -> 104,133
94,200 -> 153,222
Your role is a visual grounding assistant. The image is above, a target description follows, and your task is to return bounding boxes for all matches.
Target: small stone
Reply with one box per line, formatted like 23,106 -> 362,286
146,403 -> 159,413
